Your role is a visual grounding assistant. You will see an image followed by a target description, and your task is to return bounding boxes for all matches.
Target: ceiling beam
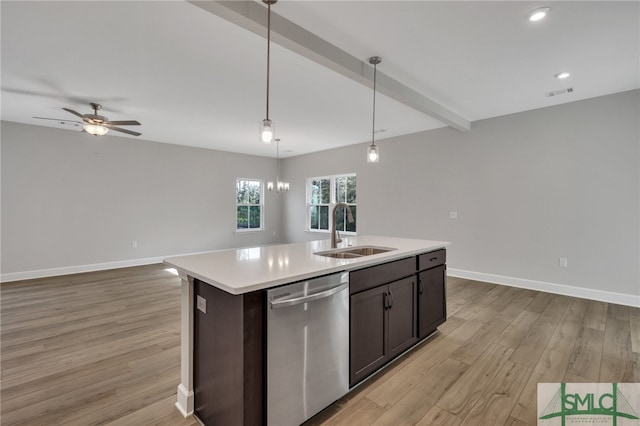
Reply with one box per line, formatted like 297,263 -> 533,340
188,0 -> 471,132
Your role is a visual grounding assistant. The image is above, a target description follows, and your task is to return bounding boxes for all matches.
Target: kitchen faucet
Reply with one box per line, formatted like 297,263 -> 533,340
331,202 -> 354,249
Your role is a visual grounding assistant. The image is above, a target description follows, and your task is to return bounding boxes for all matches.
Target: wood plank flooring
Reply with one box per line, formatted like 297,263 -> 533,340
1,266 -> 638,425
1,265 -> 199,426
309,276 -> 640,426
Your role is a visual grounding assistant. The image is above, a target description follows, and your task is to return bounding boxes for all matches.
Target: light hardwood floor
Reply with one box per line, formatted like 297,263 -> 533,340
1,264 -> 638,425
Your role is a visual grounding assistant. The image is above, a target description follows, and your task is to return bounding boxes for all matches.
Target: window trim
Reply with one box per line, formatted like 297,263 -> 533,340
306,173 -> 357,235
235,177 -> 265,233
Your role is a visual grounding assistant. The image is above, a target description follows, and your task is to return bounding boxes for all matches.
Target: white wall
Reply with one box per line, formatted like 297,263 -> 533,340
1,122 -> 282,279
282,90 -> 640,303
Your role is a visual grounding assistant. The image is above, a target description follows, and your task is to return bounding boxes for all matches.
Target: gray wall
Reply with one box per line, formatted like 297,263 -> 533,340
3,90 -> 639,300
282,90 -> 640,298
1,122 -> 282,275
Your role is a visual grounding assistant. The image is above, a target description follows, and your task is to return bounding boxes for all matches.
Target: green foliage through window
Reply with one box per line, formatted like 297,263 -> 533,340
307,174 -> 356,233
236,179 -> 263,230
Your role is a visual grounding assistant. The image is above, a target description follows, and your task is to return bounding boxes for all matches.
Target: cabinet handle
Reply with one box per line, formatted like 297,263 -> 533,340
419,280 -> 424,295
383,292 -> 388,310
388,291 -> 394,309
430,257 -> 438,262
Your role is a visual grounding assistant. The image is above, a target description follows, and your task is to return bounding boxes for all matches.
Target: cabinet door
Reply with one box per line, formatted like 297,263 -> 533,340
387,276 -> 418,359
418,265 -> 446,339
350,285 -> 388,385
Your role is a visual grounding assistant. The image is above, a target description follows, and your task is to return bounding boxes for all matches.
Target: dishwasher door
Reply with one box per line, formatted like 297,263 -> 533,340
267,272 -> 349,426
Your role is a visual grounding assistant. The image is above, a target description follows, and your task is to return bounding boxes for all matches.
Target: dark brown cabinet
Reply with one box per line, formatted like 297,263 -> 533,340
387,276 -> 419,357
350,276 -> 418,385
193,280 -> 265,426
417,249 -> 447,339
349,258 -> 418,386
349,249 -> 447,386
418,265 -> 446,339
349,284 -> 387,384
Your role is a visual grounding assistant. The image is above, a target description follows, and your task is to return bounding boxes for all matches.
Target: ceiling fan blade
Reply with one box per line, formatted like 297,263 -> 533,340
62,107 -> 87,120
33,116 -> 82,123
103,124 -> 141,137
104,120 -> 141,126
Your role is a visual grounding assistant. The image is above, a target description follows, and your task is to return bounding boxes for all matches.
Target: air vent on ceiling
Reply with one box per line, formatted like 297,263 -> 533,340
545,87 -> 574,97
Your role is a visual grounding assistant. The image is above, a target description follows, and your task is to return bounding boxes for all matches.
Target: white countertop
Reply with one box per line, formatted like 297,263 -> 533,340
164,235 -> 449,295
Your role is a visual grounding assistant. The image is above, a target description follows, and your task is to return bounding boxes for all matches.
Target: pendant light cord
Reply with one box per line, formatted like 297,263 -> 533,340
266,2 -> 271,120
372,62 -> 377,147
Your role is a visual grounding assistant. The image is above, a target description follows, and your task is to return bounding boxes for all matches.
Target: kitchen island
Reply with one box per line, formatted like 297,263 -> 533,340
164,235 -> 449,425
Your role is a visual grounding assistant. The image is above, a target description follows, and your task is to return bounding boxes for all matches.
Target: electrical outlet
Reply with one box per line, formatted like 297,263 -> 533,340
131,240 -> 138,249
449,211 -> 458,219
559,257 -> 568,268
196,295 -> 207,314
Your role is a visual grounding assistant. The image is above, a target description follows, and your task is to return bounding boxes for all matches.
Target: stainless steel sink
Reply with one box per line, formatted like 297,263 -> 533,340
315,246 -> 396,259
318,252 -> 363,259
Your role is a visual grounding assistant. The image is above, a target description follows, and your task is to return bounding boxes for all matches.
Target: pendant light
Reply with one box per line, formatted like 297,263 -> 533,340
268,139 -> 290,192
260,0 -> 277,144
367,56 -> 381,163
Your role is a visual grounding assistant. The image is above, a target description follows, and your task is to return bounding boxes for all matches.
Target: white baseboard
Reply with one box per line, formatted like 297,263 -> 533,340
0,247 -> 224,283
1,256 -> 167,283
448,268 -> 640,308
175,384 -> 194,418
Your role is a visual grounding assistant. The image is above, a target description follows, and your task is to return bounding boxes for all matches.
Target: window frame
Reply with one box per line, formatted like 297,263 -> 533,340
235,177 -> 265,233
306,173 -> 357,235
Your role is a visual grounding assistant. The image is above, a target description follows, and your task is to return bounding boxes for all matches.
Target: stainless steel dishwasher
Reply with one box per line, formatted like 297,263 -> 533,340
267,272 -> 349,426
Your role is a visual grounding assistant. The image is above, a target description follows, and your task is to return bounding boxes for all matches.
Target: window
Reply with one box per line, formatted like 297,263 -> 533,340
236,178 -> 263,231
307,174 -> 356,233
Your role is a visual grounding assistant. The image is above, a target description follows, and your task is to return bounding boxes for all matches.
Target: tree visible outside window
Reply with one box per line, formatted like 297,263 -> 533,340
236,178 -> 263,231
307,174 -> 356,233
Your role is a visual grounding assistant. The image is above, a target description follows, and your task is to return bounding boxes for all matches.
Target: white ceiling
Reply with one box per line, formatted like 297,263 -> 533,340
2,1 -> 638,158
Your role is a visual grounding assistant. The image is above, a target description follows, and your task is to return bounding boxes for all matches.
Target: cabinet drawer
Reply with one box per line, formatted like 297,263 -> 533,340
350,257 -> 416,294
418,249 -> 446,271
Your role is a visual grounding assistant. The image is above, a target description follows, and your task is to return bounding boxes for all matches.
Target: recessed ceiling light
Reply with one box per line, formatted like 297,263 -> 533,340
554,72 -> 571,79
527,7 -> 550,22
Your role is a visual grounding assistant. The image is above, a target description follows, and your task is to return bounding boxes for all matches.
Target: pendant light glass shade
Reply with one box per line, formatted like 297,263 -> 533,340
260,119 -> 274,144
367,56 -> 381,163
260,0 -> 277,144
367,144 -> 379,163
83,123 -> 109,136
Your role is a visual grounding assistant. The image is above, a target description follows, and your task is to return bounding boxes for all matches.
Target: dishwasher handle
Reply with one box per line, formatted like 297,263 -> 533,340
270,283 -> 348,309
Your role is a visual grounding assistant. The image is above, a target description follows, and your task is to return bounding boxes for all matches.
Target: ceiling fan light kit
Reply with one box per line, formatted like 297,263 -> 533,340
84,123 -> 110,136
260,0 -> 278,144
367,56 -> 381,163
62,102 -> 142,137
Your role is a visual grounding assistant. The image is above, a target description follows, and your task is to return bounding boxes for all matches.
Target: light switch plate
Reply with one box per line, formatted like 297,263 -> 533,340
196,295 -> 207,313
449,211 -> 458,219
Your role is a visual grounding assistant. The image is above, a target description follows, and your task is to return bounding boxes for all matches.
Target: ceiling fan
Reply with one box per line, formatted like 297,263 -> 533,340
59,102 -> 142,137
